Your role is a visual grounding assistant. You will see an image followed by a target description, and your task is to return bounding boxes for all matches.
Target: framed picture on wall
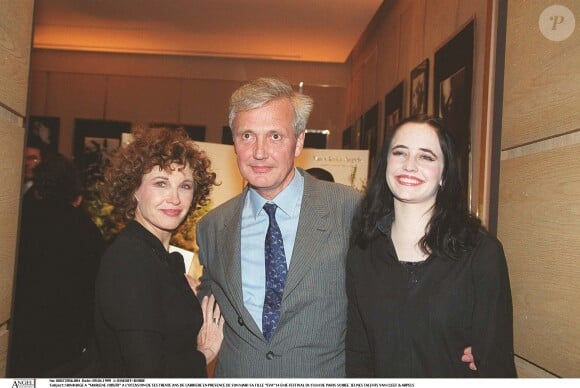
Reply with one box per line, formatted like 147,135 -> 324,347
351,116 -> 363,150
342,125 -> 353,149
384,81 -> 404,143
361,104 -> 379,171
304,129 -> 329,149
221,126 -> 233,145
27,116 -> 60,153
410,59 -> 429,115
73,118 -> 131,185
434,20 -> 474,208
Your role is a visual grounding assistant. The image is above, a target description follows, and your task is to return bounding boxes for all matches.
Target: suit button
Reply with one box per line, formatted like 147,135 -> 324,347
266,351 -> 274,360
237,316 -> 245,326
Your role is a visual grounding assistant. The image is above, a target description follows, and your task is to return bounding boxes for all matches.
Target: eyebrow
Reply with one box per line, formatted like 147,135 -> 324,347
391,144 -> 438,158
149,176 -> 194,185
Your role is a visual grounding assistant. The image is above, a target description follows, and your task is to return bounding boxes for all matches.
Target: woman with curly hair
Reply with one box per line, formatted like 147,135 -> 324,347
95,126 -> 223,377
346,115 -> 516,377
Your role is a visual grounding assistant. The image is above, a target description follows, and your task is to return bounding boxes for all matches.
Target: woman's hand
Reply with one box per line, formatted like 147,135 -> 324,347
461,346 -> 477,370
197,294 -> 224,364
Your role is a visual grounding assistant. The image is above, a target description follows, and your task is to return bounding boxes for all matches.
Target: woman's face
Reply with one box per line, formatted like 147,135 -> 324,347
133,163 -> 194,242
386,122 -> 444,207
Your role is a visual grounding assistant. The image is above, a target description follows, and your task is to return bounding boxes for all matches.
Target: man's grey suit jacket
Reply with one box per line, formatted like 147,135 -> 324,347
197,169 -> 360,377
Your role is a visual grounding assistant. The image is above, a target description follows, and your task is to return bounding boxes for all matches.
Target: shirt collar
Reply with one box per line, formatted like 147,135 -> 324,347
377,211 -> 395,236
248,168 -> 304,218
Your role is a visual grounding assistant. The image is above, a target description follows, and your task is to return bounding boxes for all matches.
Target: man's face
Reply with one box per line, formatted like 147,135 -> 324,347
232,98 -> 305,200
24,147 -> 42,181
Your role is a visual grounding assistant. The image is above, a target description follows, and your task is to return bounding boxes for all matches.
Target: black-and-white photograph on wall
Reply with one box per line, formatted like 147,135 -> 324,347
361,104 -> 379,174
434,20 -> 474,208
73,118 -> 131,187
439,67 -> 468,124
410,59 -> 429,115
384,81 -> 404,143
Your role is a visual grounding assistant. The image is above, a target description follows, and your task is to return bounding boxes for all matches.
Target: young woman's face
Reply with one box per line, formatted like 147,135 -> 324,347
133,164 -> 194,242
386,123 -> 444,207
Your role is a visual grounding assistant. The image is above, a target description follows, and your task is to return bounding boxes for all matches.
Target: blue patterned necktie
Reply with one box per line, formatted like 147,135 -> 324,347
262,202 -> 287,342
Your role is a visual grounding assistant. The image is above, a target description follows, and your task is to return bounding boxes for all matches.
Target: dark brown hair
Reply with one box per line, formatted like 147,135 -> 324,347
351,115 -> 481,259
103,126 -> 216,222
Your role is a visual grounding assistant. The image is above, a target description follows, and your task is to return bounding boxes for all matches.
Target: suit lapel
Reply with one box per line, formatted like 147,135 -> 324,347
283,174 -> 330,300
219,199 -> 244,308
218,188 -> 264,338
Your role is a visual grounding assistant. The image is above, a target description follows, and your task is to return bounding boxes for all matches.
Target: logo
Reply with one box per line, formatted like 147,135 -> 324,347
11,380 -> 35,388
539,5 -> 576,42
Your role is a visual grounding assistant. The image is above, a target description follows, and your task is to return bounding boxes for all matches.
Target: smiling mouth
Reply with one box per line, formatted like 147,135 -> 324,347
396,175 -> 424,185
161,209 -> 182,217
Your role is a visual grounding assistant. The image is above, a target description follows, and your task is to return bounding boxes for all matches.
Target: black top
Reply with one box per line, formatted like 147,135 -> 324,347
346,215 -> 517,378
95,221 -> 207,377
9,199 -> 104,377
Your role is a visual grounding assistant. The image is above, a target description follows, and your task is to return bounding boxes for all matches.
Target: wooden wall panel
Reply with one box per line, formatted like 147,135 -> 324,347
105,76 -> 182,124
46,73 -> 107,119
0,329 -> 8,377
43,73 -> 108,155
502,0 -> 580,149
399,0 -> 426,83
498,144 -> 580,377
0,119 -> 25,324
30,72 -> 348,152
180,78 -> 238,144
0,0 -> 34,115
362,49 -> 378,111
32,49 -> 349,87
515,356 -> 557,378
0,1 -> 34,376
303,85 -> 347,149
28,71 -> 49,115
424,0 -> 460,55
349,70 -> 364,123
375,21 -> 401,98
0,116 -> 25,377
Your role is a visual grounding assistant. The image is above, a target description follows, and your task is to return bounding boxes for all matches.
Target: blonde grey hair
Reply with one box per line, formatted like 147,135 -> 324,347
228,77 -> 314,137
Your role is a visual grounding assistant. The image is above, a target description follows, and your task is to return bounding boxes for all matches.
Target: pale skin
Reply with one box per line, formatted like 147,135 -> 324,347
133,165 -> 195,249
232,98 -> 305,200
387,123 -> 444,262
197,294 -> 224,364
133,163 -> 224,364
387,123 -> 476,370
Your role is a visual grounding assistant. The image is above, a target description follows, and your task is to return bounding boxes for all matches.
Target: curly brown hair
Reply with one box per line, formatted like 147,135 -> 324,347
103,126 -> 216,223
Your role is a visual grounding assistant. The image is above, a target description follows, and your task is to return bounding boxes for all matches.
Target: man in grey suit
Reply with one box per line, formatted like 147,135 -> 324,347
197,78 -> 360,377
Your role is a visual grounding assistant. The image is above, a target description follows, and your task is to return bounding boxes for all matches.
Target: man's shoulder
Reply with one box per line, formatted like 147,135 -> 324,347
309,178 -> 361,204
199,192 -> 244,225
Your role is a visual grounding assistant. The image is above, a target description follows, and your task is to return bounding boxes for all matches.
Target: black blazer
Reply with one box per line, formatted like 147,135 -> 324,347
95,221 -> 207,377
